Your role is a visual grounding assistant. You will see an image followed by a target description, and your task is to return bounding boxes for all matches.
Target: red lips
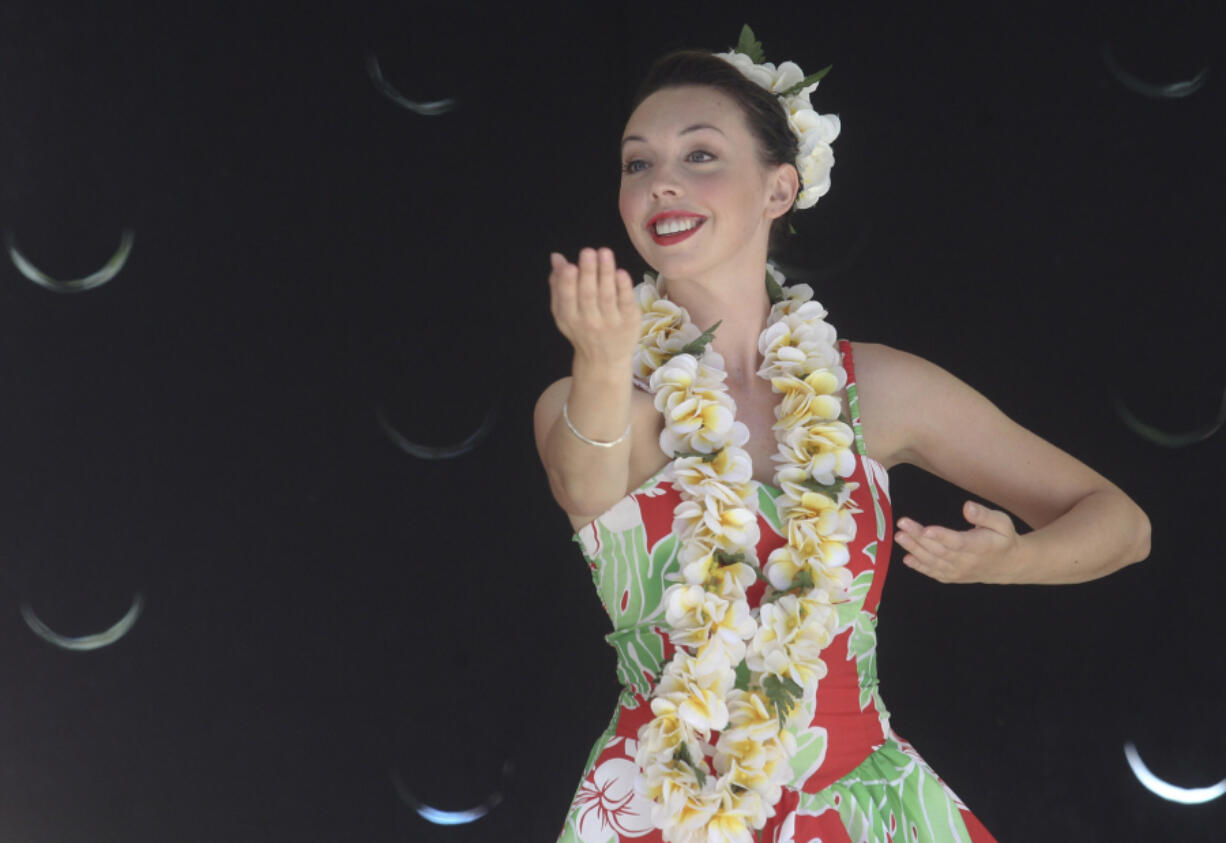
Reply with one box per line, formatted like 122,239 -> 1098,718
647,211 -> 707,246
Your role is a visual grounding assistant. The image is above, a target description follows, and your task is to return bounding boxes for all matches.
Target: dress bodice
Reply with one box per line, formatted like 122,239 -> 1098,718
571,339 -> 897,792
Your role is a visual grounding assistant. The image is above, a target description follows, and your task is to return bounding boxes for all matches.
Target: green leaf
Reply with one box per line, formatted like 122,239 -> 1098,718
673,449 -> 718,463
734,24 -> 765,64
734,659 -> 751,691
674,742 -> 707,786
676,320 -> 722,358
761,567 -> 814,604
762,673 -> 804,726
777,64 -> 832,98
765,270 -> 784,305
801,477 -> 846,500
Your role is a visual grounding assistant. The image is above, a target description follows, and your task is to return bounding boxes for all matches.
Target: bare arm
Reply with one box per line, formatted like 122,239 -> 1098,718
533,248 -> 642,521
855,343 -> 1151,584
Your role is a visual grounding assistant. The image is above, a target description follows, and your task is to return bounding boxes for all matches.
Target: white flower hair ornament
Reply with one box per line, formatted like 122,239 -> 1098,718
716,25 -> 841,210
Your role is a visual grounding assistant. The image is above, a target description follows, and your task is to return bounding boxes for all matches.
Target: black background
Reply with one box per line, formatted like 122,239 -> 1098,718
0,1 -> 1222,840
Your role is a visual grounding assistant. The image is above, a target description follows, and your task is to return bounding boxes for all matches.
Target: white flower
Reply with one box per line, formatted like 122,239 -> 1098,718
672,452 -> 755,508
653,649 -> 735,733
771,371 -> 844,430
758,308 -> 842,381
651,357 -> 749,456
714,50 -> 839,211
768,60 -> 806,96
633,261 -> 859,841
636,705 -> 702,771
672,496 -> 761,552
673,446 -> 753,489
776,421 -> 857,486
716,50 -> 776,89
780,489 -> 857,564
573,757 -> 657,841
796,142 -> 836,209
717,689 -> 782,748
664,585 -> 754,659
746,594 -> 833,698
706,560 -> 759,602
635,281 -> 707,384
791,109 -> 840,147
763,544 -> 805,591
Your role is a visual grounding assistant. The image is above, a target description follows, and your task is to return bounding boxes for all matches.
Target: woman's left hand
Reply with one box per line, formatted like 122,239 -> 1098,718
895,501 -> 1022,584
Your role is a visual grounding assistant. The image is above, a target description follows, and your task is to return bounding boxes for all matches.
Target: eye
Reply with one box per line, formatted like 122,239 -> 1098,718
687,150 -> 715,163
621,159 -> 648,175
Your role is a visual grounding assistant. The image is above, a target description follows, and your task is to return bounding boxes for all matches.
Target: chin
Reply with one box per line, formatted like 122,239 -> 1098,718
647,252 -> 713,284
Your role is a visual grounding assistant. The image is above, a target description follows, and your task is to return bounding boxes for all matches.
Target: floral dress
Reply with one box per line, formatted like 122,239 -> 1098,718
557,341 -> 997,843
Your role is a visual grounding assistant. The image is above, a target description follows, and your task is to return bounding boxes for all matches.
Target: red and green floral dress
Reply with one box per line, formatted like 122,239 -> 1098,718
557,341 -> 996,843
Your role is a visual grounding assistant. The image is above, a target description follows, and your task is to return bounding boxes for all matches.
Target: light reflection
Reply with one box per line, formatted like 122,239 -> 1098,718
366,54 -> 457,116
1101,44 -> 1210,99
391,765 -> 504,826
5,229 -> 135,293
21,592 -> 144,652
375,402 -> 497,459
1115,390 -> 1225,447
1125,742 -> 1226,804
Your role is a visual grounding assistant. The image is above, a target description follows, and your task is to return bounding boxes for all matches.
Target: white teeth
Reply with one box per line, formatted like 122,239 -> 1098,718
654,217 -> 701,235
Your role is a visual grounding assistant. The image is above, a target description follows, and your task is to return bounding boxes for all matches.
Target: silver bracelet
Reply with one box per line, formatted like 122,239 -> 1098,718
563,400 -> 631,448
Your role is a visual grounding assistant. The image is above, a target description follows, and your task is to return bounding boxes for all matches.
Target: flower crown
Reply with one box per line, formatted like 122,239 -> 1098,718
715,25 -> 840,210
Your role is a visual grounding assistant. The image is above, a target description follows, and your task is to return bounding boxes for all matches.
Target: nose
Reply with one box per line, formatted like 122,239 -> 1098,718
649,163 -> 683,200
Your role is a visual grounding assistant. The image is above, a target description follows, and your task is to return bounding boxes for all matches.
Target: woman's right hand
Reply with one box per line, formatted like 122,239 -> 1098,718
548,247 -> 640,367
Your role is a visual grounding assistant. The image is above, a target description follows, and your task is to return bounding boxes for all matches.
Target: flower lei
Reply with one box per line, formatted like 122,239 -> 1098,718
631,264 -> 860,842
716,25 -> 840,210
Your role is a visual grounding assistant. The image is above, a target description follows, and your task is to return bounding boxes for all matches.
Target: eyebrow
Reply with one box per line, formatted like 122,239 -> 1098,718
621,123 -> 726,148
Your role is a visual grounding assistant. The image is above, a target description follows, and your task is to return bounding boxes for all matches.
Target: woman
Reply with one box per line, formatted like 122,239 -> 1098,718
534,32 -> 1150,843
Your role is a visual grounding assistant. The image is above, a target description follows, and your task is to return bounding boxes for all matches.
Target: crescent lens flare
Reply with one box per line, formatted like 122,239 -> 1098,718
1124,742 -> 1226,805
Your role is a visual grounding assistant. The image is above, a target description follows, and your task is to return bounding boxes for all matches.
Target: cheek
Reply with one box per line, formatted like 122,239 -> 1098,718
617,183 -> 639,232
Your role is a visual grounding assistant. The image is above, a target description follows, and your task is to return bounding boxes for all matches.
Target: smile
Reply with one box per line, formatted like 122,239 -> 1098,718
648,213 -> 706,245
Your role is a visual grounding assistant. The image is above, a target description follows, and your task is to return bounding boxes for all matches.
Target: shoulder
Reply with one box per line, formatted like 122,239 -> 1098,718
847,341 -> 923,394
849,341 -> 975,416
845,341 -> 937,468
847,340 -> 1027,470
848,340 -> 1012,465
849,341 -> 1118,530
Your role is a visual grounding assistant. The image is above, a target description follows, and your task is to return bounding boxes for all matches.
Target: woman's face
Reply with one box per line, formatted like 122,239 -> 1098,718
618,85 -> 791,280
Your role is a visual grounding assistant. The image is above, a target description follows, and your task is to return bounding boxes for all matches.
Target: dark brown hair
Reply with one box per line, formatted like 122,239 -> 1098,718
630,50 -> 800,247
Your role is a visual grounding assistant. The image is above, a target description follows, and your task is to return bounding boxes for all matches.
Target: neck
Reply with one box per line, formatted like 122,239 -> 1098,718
660,255 -> 773,385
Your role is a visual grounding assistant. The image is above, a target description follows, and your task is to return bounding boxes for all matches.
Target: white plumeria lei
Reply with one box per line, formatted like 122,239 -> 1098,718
715,26 -> 840,210
631,264 -> 860,842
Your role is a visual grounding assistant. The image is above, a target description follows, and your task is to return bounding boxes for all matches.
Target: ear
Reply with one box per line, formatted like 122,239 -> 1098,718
765,163 -> 800,220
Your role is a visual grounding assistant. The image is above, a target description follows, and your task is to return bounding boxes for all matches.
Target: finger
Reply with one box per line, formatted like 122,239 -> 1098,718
916,524 -> 966,552
576,247 -> 599,320
964,501 -> 1013,535
896,534 -> 951,581
547,252 -> 564,302
616,267 -> 637,316
552,258 -> 579,325
597,248 -> 618,314
897,528 -> 957,562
